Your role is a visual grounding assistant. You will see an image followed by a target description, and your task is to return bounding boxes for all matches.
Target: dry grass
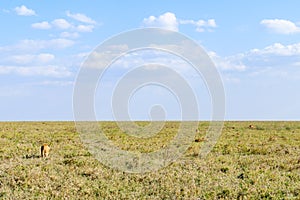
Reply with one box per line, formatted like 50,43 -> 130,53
0,121 -> 300,199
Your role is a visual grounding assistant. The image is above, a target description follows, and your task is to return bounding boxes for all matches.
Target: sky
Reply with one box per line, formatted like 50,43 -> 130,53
0,0 -> 300,121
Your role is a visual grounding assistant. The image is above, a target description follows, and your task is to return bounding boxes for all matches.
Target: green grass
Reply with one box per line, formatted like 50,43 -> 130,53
0,121 -> 300,199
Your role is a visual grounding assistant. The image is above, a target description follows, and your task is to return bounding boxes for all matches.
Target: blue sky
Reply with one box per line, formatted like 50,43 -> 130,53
1,1 -> 300,121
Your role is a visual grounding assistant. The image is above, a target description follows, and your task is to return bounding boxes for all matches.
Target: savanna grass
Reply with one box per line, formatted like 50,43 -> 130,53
0,121 -> 300,199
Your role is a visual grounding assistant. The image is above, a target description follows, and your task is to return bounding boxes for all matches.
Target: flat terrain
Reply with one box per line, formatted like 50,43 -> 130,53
0,121 -> 300,199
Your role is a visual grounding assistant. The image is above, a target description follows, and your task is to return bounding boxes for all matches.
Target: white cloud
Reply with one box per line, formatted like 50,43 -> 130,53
60,32 -> 80,39
14,5 -> 36,16
17,38 -> 75,50
52,19 -> 73,29
205,42 -> 300,85
143,12 -> 178,31
0,39 -> 75,55
36,53 -> 55,63
66,11 -> 96,24
223,75 -> 240,83
31,21 -> 52,29
179,19 -> 217,32
250,42 -> 300,56
30,12 -> 97,34
208,51 -> 246,71
74,52 -> 90,59
209,42 -> 300,75
36,80 -> 74,86
207,19 -> 217,28
31,17 -> 96,33
9,54 -> 55,65
10,54 -> 35,64
0,65 -> 72,77
76,24 -> 94,32
143,12 -> 217,32
260,19 -> 300,34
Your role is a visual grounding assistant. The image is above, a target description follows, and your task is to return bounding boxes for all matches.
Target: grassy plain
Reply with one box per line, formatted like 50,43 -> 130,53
0,121 -> 300,199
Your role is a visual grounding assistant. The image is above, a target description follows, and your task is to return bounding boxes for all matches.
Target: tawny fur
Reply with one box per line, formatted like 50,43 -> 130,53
249,125 -> 255,129
41,144 -> 50,158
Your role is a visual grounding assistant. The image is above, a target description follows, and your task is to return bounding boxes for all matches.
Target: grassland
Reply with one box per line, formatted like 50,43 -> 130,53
0,121 -> 300,199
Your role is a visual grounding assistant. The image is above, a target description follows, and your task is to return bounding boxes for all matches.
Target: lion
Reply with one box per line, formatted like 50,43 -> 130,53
249,124 -> 255,129
41,144 -> 50,158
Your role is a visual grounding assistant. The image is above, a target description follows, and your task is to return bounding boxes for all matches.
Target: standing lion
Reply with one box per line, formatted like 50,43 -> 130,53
41,144 -> 50,158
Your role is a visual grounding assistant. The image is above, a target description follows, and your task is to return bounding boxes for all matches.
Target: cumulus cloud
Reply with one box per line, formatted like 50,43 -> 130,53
211,42 -> 300,74
207,19 -> 217,27
180,19 -> 217,32
31,21 -> 52,29
143,12 -> 178,31
208,51 -> 246,71
14,5 -> 36,16
0,39 -> 75,61
18,38 -> 75,50
10,53 -> 54,64
0,39 -> 75,53
66,11 -> 96,24
36,19 -> 96,32
260,19 -> 300,34
36,53 -> 55,63
142,12 -> 217,32
250,42 -> 300,56
76,24 -> 94,32
10,54 -> 34,64
0,65 -> 72,77
30,11 -> 97,36
206,41 -> 300,84
36,80 -> 74,86
52,19 -> 73,29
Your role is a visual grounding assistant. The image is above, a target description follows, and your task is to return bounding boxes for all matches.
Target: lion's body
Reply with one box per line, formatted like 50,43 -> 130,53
41,144 -> 50,158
